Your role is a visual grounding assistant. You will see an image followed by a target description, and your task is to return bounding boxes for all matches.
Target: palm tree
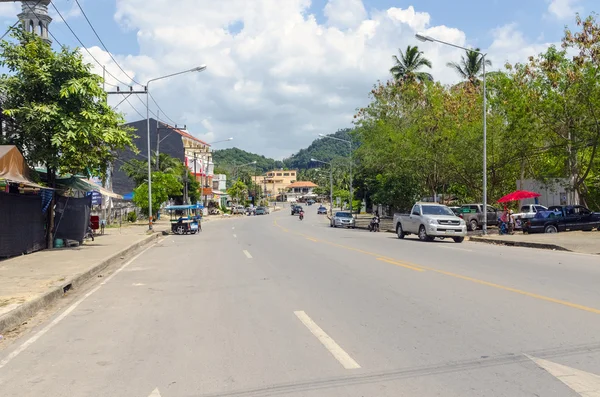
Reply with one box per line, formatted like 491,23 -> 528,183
390,45 -> 433,83
446,48 -> 491,85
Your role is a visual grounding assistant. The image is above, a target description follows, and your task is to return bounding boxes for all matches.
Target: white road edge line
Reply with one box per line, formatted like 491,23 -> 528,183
243,250 -> 252,259
437,245 -> 473,252
0,242 -> 158,370
233,234 -> 237,238
294,310 -> 360,369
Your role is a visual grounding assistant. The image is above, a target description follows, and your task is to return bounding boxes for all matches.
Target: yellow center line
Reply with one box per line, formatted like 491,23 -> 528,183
306,237 -> 318,242
377,258 -> 426,272
274,221 -> 600,315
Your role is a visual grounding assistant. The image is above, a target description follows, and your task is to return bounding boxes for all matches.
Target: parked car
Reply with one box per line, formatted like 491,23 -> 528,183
317,206 -> 328,215
523,205 -> 600,233
330,211 -> 355,228
448,206 -> 461,216
307,199 -> 316,206
394,202 -> 467,243
291,205 -> 303,215
246,206 -> 256,215
458,204 -> 499,231
513,204 -> 548,229
232,205 -> 245,215
255,206 -> 267,215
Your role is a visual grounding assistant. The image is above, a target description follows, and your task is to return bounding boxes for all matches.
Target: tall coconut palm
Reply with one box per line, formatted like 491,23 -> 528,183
446,48 -> 491,84
390,45 -> 433,83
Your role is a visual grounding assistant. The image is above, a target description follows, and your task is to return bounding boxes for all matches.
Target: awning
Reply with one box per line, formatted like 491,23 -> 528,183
0,145 -> 48,189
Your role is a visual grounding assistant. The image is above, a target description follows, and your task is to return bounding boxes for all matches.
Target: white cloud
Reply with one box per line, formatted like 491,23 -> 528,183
0,3 -> 20,19
547,0 -> 582,20
77,0 -> 556,159
324,0 -> 367,29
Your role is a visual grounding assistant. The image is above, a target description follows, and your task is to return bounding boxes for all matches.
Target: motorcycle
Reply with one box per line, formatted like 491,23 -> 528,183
299,211 -> 304,221
368,216 -> 380,232
84,225 -> 95,241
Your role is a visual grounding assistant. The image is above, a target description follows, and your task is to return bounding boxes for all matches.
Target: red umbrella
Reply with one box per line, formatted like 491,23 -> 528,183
497,190 -> 541,203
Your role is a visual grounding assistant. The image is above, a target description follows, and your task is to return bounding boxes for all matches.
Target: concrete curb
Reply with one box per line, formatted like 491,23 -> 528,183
468,236 -> 571,252
0,233 -> 160,334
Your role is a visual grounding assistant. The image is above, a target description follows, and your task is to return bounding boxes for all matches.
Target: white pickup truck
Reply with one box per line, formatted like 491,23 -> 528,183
393,202 -> 468,243
513,204 -> 548,229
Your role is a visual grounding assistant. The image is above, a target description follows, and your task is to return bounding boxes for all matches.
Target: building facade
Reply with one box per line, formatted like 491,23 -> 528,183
253,169 -> 298,200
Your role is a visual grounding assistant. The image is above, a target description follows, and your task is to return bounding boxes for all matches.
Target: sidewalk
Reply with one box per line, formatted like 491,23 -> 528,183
0,225 -> 160,334
470,231 -> 600,255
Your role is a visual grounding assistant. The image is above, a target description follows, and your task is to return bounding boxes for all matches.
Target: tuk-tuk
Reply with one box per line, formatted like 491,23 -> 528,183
165,204 -> 203,235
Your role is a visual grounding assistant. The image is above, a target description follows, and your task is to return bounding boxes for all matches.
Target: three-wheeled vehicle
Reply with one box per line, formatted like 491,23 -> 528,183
165,204 -> 203,235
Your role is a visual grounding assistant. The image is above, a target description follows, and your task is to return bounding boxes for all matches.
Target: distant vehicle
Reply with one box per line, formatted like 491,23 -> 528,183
513,204 -> 548,229
523,205 -> 600,234
458,204 -> 499,231
246,206 -> 256,216
317,206 -> 328,215
307,199 -> 316,206
448,206 -> 461,216
232,205 -> 245,215
291,205 -> 303,215
394,202 -> 467,243
255,206 -> 267,215
330,211 -> 355,228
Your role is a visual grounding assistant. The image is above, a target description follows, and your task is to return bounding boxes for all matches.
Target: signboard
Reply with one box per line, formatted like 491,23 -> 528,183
86,190 -> 102,206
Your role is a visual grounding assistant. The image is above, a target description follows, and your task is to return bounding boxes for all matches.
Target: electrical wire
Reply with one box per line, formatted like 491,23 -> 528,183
73,0 -> 141,87
71,0 -> 181,124
123,96 -> 146,119
0,0 -> 44,40
50,1 -> 131,87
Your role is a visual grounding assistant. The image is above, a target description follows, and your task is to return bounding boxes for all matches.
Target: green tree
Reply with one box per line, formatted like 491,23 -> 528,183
121,152 -> 184,186
390,45 -> 433,83
133,172 -> 182,216
227,180 -> 248,203
0,28 -> 133,183
446,48 -> 492,85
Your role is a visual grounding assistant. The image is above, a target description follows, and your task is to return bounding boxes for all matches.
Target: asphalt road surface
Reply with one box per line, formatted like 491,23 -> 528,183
2,206 -> 600,396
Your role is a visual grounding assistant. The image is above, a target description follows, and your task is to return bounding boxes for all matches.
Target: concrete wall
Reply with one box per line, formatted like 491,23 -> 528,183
516,178 -> 578,207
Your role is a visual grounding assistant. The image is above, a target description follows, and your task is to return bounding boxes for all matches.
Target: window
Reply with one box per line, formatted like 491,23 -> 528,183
276,173 -> 282,176
422,205 -> 455,216
291,172 -> 296,176
283,173 -> 289,176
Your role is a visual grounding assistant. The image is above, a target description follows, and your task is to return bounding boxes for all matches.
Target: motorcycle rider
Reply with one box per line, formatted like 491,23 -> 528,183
299,209 -> 304,220
369,212 -> 380,232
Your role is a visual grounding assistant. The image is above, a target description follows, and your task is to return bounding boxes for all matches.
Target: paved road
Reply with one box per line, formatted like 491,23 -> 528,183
2,208 -> 600,396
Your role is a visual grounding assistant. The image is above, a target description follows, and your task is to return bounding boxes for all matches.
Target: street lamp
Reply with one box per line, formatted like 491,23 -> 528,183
416,32 -> 489,234
319,134 -> 353,214
146,65 -> 207,230
207,137 -> 233,145
311,158 -> 334,216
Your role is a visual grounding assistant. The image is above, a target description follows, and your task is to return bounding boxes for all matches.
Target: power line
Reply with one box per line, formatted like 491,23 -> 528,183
50,1 -> 131,87
149,93 -> 178,125
73,0 -> 141,87
0,0 -> 44,41
20,0 -> 63,47
123,96 -> 146,119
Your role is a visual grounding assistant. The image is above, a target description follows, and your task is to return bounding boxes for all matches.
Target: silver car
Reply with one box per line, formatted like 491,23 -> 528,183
330,212 -> 355,228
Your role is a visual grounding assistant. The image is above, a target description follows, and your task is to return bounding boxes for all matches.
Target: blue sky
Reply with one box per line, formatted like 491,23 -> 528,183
0,0 -> 596,158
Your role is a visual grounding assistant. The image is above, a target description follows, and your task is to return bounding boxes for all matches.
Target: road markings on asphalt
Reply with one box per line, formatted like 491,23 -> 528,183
243,250 -> 253,259
423,266 -> 600,315
377,258 -> 426,272
284,230 -> 600,315
294,310 -> 360,369
132,283 -> 145,286
232,226 -> 235,230
525,354 -> 600,396
0,242 -> 158,370
306,237 -> 318,242
148,388 -> 162,397
233,234 -> 237,238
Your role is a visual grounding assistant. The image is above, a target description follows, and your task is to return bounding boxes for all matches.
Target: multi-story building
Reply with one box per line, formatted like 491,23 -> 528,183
113,119 -> 213,204
253,169 -> 298,200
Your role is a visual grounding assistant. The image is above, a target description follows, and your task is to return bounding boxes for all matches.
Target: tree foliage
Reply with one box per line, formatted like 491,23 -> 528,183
133,172 -> 182,216
227,180 -> 248,203
212,148 -> 283,174
352,13 -> 600,211
446,48 -> 492,85
0,28 -> 133,181
390,45 -> 433,83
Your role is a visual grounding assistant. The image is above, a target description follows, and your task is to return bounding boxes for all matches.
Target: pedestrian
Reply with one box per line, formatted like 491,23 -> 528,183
508,209 -> 515,235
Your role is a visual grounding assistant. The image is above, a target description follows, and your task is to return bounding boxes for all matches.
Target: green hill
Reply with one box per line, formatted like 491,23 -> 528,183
284,128 -> 352,170
211,148 -> 284,174
212,129 -> 353,175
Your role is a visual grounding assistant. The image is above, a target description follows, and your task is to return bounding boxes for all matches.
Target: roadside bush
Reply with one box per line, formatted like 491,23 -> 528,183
127,211 -> 137,223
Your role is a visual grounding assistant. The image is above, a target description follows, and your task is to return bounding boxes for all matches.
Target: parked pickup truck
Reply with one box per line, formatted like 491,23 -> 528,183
394,202 -> 467,243
513,204 -> 548,229
522,205 -> 600,234
458,204 -> 499,231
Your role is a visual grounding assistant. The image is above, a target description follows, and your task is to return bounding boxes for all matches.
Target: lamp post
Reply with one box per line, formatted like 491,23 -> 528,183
416,33 -> 488,234
319,134 -> 353,214
146,65 -> 206,230
311,158 -> 333,216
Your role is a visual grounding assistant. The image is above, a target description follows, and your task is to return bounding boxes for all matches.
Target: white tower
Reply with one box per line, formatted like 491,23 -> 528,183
0,0 -> 52,44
